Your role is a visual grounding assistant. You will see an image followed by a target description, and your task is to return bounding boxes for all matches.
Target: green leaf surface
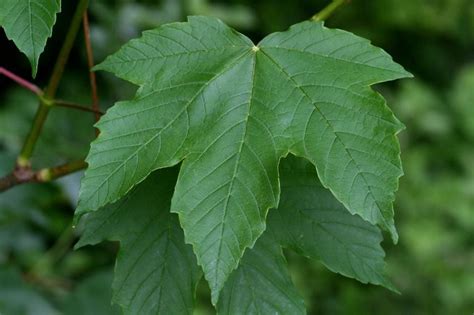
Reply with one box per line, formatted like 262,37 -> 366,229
0,0 -> 61,77
76,168 -> 200,315
269,156 -> 395,290
77,16 -> 410,302
217,233 -> 305,315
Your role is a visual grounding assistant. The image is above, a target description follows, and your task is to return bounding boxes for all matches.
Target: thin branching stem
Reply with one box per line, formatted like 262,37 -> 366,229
18,0 -> 89,167
82,10 -> 101,135
0,67 -> 43,95
54,99 -> 104,115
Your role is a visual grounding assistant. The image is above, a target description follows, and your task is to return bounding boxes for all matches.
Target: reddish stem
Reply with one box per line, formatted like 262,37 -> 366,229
0,67 -> 43,95
83,11 -> 101,136
54,99 -> 104,115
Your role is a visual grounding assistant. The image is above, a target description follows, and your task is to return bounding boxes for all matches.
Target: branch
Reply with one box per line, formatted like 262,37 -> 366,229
0,173 -> 26,191
0,67 -> 43,95
311,0 -> 350,22
18,0 -> 90,167
82,10 -> 101,133
37,160 -> 87,182
0,160 -> 87,193
54,99 -> 104,115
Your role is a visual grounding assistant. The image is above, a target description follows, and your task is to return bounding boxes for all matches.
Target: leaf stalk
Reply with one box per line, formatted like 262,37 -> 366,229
311,0 -> 350,21
82,10 -> 101,134
54,99 -> 104,115
0,67 -> 43,95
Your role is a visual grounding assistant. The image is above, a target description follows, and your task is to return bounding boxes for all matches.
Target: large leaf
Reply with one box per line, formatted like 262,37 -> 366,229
77,16 -> 410,302
0,0 -> 61,77
76,168 -> 200,315
269,156 -> 395,290
217,233 -> 305,315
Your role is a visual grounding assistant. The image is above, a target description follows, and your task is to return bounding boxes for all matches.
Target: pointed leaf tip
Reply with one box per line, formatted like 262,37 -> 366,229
0,0 -> 61,78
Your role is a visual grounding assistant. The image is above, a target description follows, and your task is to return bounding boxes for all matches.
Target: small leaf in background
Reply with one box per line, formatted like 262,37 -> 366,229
76,168 -> 200,315
77,16 -> 410,302
0,0 -> 61,77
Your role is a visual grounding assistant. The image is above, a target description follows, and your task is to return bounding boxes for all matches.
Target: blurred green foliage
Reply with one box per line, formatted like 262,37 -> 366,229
0,0 -> 473,314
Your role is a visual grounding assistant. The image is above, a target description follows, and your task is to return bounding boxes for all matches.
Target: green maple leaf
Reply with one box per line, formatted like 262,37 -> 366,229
0,0 -> 61,77
76,168 -> 200,315
77,16 -> 411,303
